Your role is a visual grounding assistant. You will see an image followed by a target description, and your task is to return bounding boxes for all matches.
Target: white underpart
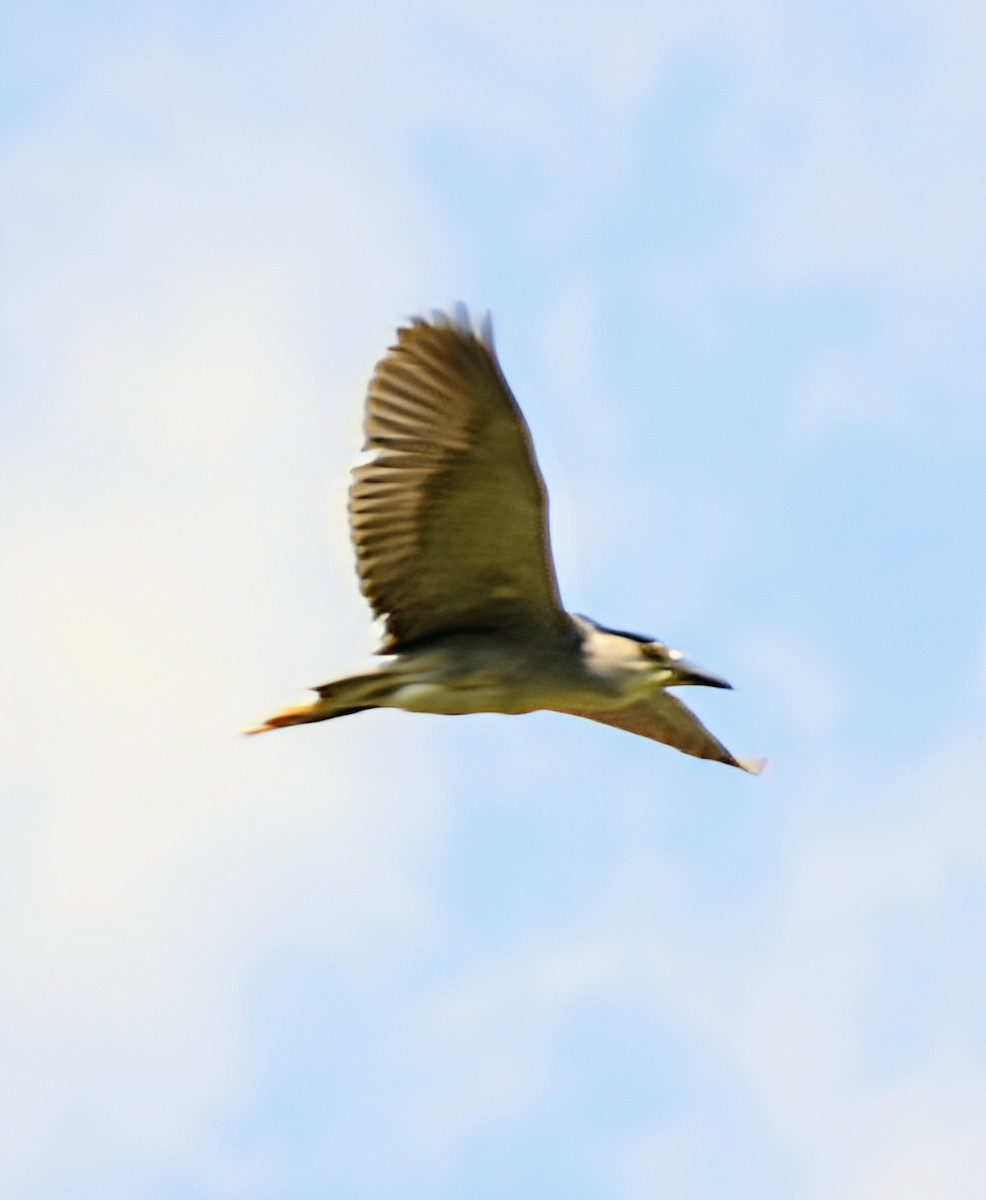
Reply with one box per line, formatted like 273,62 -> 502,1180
391,683 -> 443,709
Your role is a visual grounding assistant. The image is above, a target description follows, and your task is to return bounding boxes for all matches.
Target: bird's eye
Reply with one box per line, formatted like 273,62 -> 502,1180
641,641 -> 670,661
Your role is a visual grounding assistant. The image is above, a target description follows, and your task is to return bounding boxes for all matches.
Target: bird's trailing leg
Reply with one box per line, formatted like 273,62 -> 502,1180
245,672 -> 395,735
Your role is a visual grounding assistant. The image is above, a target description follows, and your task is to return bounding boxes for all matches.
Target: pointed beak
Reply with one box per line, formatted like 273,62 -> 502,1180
671,659 -> 733,689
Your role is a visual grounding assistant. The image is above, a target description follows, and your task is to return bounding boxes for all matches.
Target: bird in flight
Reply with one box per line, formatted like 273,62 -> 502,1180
248,307 -> 762,771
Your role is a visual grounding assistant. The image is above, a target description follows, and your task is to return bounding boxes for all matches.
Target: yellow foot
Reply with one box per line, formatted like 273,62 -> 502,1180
243,704 -> 314,735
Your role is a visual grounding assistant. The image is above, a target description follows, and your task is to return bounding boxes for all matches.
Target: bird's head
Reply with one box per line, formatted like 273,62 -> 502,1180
574,616 -> 733,691
639,639 -> 733,690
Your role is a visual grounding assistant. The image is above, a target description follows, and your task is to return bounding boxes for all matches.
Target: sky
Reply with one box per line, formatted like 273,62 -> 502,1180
2,1 -> 986,1196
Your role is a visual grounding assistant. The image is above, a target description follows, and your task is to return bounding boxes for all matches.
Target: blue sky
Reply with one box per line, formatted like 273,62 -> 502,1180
3,1 -> 986,1196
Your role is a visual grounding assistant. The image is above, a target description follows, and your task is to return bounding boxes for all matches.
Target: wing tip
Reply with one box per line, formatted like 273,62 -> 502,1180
736,756 -> 768,775
400,304 -> 495,350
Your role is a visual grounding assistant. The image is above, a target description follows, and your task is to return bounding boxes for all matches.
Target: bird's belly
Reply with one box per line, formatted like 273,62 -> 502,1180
389,678 -> 537,716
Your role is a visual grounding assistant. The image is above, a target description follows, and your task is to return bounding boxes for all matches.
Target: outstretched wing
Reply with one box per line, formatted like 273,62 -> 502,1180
349,308 -> 568,652
559,692 -> 764,772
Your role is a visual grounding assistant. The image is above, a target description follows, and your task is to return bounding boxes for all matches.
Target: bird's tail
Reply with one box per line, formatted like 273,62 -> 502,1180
244,672 -> 395,735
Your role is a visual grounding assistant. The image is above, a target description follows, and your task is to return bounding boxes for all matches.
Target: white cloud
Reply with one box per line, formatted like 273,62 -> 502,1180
390,722 -> 986,1193
407,933 -> 621,1155
0,20 -> 453,1192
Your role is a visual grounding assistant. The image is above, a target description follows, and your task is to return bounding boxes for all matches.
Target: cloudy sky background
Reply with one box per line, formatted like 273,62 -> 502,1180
3,1 -> 986,1196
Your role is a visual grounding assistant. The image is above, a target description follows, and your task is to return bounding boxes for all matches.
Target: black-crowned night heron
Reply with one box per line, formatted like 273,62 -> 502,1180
248,308 -> 762,772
